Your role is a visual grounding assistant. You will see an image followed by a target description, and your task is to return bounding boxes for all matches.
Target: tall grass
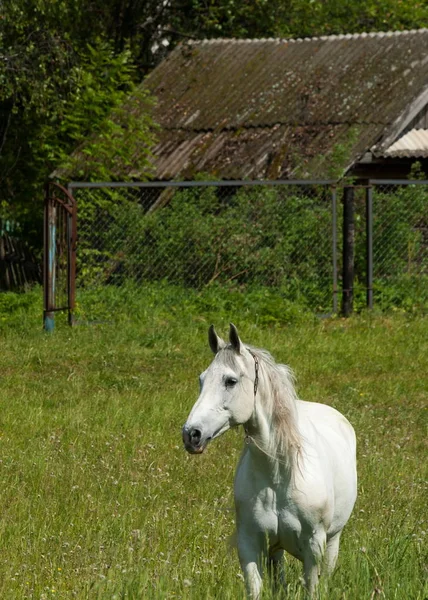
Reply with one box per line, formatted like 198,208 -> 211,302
0,286 -> 426,598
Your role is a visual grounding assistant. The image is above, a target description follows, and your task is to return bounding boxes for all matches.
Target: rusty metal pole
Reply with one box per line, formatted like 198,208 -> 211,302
341,186 -> 355,317
67,201 -> 77,326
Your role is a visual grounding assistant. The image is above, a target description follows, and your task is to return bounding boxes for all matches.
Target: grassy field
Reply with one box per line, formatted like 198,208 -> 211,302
0,287 -> 426,599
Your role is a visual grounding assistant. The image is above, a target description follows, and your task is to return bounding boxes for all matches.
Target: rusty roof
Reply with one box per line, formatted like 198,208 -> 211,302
141,29 -> 428,180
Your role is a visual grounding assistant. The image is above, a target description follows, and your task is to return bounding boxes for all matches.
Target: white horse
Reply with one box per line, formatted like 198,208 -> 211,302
182,324 -> 357,598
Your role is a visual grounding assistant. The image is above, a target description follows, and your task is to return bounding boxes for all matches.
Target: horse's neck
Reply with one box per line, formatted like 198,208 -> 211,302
244,378 -> 300,479
244,396 -> 290,478
245,400 -> 272,449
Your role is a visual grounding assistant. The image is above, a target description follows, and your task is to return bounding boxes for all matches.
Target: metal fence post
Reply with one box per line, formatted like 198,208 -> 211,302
67,184 -> 77,326
43,182 -> 77,330
43,183 -> 56,331
342,186 -> 355,317
366,186 -> 373,309
332,186 -> 338,314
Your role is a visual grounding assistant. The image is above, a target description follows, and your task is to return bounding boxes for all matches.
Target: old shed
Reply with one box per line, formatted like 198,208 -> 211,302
141,29 -> 428,181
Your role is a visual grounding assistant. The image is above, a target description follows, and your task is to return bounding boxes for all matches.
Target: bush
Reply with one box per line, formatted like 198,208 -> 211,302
351,184 -> 427,312
74,181 -> 427,316
77,184 -> 335,312
71,281 -> 315,327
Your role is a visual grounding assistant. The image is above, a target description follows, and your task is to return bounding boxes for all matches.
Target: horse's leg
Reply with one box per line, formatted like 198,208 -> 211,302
237,532 -> 265,600
323,531 -> 341,575
302,530 -> 326,596
268,549 -> 286,593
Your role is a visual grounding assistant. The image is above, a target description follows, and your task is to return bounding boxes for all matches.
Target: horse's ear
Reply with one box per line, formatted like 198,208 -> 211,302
208,325 -> 225,354
229,323 -> 242,354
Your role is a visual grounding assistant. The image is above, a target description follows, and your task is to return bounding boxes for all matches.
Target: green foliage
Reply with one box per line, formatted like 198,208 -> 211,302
172,0 -> 428,40
74,181 -> 428,317
0,5 -> 157,249
76,185 -> 334,312
55,43 -> 158,182
351,184 -> 428,312
408,161 -> 427,181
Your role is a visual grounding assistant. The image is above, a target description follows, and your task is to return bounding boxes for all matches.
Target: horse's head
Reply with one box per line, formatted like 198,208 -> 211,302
182,323 -> 257,454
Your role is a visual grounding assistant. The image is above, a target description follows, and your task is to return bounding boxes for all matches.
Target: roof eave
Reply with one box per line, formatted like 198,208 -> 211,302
372,84 -> 428,153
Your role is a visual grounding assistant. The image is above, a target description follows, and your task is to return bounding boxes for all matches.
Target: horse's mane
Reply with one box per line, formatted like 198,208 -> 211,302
221,344 -> 302,471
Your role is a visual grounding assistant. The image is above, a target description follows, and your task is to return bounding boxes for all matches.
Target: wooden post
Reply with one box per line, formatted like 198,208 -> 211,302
342,186 -> 355,317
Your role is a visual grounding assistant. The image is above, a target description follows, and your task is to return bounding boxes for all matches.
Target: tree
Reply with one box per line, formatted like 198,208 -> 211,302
0,0 -> 158,248
2,0 -> 428,250
169,0 -> 428,41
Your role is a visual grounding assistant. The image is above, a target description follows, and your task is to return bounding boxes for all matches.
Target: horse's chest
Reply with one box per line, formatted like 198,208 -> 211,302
276,505 -> 304,557
239,483 -> 307,558
238,486 -> 302,552
248,488 -> 280,531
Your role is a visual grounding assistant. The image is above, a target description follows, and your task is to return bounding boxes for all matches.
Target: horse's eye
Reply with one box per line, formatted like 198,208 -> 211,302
225,377 -> 238,388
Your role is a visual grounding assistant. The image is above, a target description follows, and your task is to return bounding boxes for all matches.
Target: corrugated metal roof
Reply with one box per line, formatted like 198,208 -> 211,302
149,32 -> 427,129
143,29 -> 428,179
381,129 -> 428,158
55,29 -> 428,181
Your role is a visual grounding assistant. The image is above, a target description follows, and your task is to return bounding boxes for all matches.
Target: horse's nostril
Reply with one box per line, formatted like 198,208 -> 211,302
190,428 -> 202,445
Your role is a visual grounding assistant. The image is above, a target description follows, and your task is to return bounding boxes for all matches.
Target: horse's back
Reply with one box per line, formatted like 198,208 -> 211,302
296,400 -> 357,535
297,400 -> 356,454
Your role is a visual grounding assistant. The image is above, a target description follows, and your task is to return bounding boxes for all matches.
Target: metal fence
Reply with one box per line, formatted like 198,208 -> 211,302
43,182 -> 77,329
368,180 -> 427,311
44,179 -> 427,325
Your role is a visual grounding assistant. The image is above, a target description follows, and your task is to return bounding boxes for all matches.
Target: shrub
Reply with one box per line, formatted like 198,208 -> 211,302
77,184 -> 335,312
75,181 -> 427,316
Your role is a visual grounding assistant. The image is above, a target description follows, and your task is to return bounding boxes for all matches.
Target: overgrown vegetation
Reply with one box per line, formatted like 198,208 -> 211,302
3,1 -> 428,255
0,6 -> 157,249
77,185 -> 332,310
0,288 -> 426,598
352,183 -> 428,312
74,182 -> 427,317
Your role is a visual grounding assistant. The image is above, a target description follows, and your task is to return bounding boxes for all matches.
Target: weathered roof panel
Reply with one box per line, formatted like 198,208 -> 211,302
148,30 -> 428,128
55,29 -> 428,182
143,122 -> 380,181
381,128 -> 428,158
143,29 -> 428,179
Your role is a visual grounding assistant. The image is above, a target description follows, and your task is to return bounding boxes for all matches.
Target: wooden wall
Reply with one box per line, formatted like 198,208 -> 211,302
0,234 -> 42,291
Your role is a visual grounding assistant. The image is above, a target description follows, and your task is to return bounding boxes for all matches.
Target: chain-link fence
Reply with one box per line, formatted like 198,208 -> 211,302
68,181 -> 337,320
370,180 -> 427,310
65,179 -> 427,323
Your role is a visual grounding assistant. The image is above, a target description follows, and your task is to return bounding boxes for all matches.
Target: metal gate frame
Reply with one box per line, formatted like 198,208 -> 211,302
43,182 -> 77,330
43,178 -> 427,325
340,184 -> 373,316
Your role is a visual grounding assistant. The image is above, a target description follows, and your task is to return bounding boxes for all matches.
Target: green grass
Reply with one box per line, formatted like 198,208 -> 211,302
0,286 -> 426,598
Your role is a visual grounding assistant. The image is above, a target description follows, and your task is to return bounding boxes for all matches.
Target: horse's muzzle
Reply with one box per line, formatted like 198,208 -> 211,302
182,425 -> 207,454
